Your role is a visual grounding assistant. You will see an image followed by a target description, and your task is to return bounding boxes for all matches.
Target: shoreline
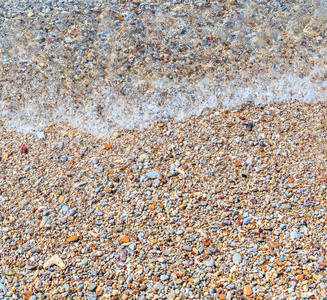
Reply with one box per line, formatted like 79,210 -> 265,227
1,100 -> 327,299
1,0 -> 326,138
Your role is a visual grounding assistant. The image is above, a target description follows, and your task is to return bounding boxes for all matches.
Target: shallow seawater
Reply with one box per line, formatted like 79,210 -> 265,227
0,0 -> 326,136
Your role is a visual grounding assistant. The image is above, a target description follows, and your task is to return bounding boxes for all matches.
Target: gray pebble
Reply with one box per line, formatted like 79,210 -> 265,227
36,131 -> 46,139
160,275 -> 169,281
205,259 -> 215,267
146,171 -> 159,179
183,245 -> 192,252
87,282 -> 97,291
62,205 -> 70,213
233,253 -> 242,264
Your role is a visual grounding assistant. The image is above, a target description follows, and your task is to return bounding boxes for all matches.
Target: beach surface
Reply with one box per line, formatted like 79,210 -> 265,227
1,100 -> 327,299
0,1 -> 327,299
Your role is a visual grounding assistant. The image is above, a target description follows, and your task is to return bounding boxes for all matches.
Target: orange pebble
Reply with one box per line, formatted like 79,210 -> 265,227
23,291 -> 33,299
121,236 -> 130,243
66,236 -> 79,242
244,285 -> 253,296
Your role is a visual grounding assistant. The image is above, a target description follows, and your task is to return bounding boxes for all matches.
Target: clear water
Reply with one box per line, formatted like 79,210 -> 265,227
0,0 -> 326,136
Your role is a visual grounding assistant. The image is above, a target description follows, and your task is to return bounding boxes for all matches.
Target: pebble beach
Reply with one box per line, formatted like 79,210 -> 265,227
0,0 -> 327,300
1,101 -> 327,299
